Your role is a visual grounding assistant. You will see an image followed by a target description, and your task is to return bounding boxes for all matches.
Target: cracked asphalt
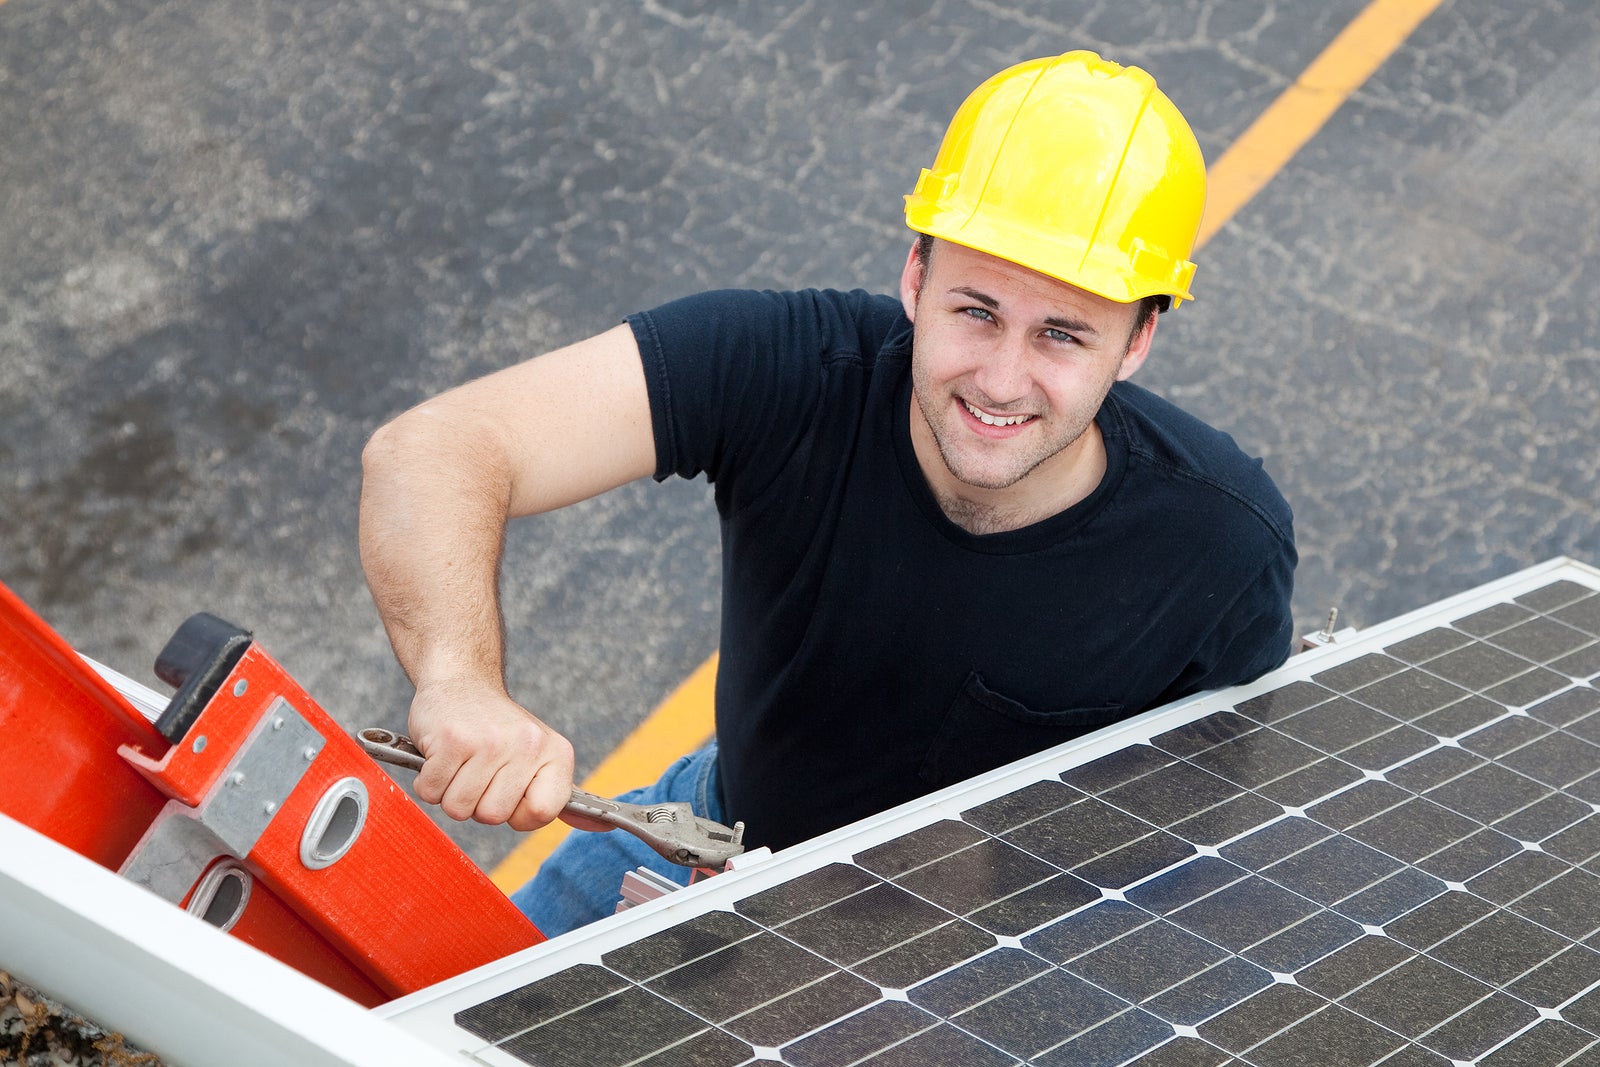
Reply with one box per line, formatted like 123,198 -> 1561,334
3,0 -> 1598,873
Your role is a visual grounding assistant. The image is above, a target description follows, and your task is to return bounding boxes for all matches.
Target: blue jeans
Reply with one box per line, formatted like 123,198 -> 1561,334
510,743 -> 726,938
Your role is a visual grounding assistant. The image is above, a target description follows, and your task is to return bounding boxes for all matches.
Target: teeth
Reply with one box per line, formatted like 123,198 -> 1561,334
964,401 -> 1031,427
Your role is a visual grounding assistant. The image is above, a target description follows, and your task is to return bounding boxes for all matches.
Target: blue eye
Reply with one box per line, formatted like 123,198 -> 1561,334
962,307 -> 995,322
1045,328 -> 1075,344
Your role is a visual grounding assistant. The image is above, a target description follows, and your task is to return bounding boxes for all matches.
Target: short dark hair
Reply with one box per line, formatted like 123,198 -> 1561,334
913,233 -> 1164,348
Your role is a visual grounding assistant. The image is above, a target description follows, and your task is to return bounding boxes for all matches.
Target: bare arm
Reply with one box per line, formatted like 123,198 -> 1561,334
359,323 -> 656,831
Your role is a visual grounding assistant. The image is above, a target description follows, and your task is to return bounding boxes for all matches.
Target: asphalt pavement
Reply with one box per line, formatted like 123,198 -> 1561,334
3,0 -> 1598,873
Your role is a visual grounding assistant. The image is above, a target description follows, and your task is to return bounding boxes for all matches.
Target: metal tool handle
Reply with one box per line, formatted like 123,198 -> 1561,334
356,727 -> 746,870
358,727 -> 425,770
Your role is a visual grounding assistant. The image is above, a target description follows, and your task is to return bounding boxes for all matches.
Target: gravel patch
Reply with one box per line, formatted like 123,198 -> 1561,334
1,972 -> 167,1066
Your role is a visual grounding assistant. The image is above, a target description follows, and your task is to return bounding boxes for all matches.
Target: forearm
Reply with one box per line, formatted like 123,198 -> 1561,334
354,327 -> 656,829
358,408 -> 515,695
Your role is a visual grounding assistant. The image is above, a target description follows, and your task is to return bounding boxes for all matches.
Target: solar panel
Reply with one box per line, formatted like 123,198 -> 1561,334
383,559 -> 1600,1067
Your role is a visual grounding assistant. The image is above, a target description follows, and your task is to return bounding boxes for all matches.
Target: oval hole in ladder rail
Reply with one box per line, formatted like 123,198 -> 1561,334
300,777 -> 369,870
187,861 -> 252,932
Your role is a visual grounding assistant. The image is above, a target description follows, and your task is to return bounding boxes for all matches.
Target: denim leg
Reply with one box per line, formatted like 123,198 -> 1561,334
510,742 -> 724,938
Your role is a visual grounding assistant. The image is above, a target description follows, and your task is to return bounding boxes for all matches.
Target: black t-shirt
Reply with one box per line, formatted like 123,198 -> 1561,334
629,288 -> 1296,850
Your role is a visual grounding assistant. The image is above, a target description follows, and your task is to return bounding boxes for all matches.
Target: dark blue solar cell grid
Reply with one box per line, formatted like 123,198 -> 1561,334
453,574 -> 1600,1067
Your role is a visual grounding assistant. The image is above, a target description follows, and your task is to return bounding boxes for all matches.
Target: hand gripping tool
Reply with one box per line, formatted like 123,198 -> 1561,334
356,727 -> 746,871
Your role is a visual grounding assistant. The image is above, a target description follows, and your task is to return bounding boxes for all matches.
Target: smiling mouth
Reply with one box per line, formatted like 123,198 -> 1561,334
962,399 -> 1034,428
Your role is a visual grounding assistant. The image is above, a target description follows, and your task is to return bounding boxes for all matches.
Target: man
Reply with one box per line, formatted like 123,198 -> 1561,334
359,51 -> 1296,936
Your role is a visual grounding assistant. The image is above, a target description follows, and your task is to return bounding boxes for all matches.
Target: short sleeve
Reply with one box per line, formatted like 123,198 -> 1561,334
627,288 -> 902,512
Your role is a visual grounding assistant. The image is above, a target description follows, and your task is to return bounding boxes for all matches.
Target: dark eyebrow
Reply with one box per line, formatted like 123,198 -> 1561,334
1044,315 -> 1100,339
951,285 -> 1001,310
949,286 -> 1102,339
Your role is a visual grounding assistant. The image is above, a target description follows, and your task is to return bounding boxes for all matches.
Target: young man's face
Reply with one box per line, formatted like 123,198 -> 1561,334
900,238 -> 1155,518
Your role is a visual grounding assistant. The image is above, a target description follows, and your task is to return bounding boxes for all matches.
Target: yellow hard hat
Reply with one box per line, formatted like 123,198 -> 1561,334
904,51 -> 1206,309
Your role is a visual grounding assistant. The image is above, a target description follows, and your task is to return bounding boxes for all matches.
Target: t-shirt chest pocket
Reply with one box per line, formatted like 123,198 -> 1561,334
918,671 -> 1125,789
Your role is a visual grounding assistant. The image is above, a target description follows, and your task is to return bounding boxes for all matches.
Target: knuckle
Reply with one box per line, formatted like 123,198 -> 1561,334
473,794 -> 516,826
531,791 -> 569,826
472,806 -> 508,826
510,799 -> 558,833
544,731 -> 574,765
507,807 -> 545,834
429,723 -> 480,760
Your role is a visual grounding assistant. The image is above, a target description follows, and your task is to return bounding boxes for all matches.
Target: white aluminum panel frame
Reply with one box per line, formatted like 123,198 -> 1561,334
0,813 -> 461,1067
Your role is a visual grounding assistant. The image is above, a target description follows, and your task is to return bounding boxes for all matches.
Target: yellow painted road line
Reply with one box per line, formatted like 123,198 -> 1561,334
490,653 -> 719,892
1198,0 -> 1446,248
490,0 -> 1446,893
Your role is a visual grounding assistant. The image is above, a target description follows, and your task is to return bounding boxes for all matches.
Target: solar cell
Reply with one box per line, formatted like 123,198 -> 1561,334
384,560 -> 1600,1067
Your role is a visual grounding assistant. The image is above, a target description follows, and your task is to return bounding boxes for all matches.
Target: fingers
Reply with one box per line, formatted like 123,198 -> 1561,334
488,735 -> 576,831
405,681 -> 576,830
429,731 -> 572,828
508,777 -> 580,834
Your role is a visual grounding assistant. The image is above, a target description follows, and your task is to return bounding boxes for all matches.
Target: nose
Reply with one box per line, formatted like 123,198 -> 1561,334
969,335 -> 1031,407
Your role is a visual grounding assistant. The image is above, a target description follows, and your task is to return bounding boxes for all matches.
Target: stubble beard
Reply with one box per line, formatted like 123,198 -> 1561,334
913,376 -> 1103,494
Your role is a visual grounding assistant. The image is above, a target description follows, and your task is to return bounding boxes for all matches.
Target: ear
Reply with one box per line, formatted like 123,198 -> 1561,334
1116,311 -> 1157,381
899,240 -> 924,322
